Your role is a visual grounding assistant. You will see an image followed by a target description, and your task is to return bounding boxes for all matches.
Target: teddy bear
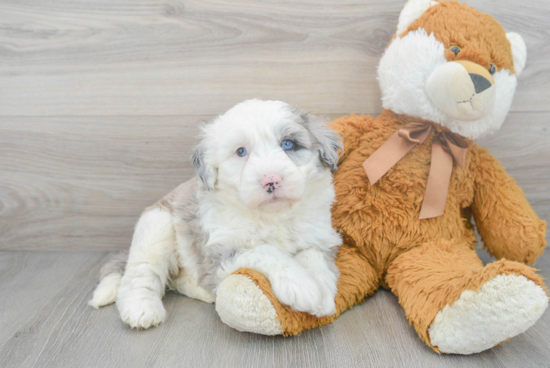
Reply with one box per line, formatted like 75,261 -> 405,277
213,0 -> 548,354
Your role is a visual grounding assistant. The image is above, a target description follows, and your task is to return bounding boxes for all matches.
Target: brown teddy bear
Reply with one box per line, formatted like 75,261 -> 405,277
214,0 -> 548,354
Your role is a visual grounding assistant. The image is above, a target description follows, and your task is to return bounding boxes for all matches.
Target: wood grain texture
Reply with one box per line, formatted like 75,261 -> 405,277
0,115 -> 202,250
0,0 -> 549,116
1,1 -> 549,366
0,249 -> 549,368
1,112 -> 548,251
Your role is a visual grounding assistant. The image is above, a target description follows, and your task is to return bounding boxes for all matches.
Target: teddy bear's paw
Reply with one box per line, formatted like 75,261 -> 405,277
428,274 -> 548,354
216,274 -> 284,335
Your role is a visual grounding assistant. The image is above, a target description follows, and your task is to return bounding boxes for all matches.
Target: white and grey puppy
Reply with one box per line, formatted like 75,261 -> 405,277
89,99 -> 343,329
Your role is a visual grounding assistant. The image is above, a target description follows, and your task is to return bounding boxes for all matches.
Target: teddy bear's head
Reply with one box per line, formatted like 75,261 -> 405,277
378,0 -> 526,140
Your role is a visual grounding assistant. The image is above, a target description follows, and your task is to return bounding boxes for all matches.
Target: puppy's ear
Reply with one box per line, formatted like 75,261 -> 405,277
190,140 -> 217,191
302,113 -> 343,172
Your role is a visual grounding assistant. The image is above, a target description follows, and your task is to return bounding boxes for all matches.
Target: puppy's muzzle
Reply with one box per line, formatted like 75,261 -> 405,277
426,60 -> 495,121
261,174 -> 282,194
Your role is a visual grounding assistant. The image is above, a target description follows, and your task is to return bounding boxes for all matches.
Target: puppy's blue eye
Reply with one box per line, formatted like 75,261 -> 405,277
236,147 -> 247,157
281,140 -> 294,151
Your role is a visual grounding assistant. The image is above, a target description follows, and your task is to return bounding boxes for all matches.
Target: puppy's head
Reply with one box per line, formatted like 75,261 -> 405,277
191,99 -> 342,212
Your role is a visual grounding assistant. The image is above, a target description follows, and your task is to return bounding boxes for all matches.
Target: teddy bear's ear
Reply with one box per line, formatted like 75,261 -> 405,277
396,0 -> 439,36
506,32 -> 527,76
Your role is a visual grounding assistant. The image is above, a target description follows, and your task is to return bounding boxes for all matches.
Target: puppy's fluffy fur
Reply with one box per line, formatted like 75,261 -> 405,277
89,99 -> 343,329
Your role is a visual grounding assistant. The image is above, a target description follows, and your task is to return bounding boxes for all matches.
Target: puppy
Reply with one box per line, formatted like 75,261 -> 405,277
89,99 -> 343,329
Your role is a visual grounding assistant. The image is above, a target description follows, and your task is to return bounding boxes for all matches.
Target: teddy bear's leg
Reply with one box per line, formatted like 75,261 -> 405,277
386,240 -> 548,354
215,245 -> 380,335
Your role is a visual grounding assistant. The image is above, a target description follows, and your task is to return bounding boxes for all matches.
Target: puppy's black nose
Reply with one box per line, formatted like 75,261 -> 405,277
261,174 -> 282,194
469,73 -> 492,94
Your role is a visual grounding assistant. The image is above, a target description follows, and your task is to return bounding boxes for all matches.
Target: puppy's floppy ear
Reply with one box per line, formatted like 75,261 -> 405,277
302,113 -> 343,172
190,139 -> 217,191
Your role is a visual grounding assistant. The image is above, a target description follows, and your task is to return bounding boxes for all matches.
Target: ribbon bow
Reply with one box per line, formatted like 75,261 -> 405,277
362,122 -> 469,220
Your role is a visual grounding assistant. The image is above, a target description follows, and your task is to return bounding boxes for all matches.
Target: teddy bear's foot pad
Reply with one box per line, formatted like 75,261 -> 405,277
216,274 -> 284,335
428,274 -> 548,354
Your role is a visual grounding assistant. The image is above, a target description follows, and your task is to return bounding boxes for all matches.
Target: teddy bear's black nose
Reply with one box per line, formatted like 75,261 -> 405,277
469,73 -> 492,94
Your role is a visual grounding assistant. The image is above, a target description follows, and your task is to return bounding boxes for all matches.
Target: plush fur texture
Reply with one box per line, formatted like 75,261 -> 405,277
428,274 -> 548,354
216,274 -> 283,335
89,99 -> 343,328
218,0 -> 548,355
396,0 -> 438,36
379,0 -> 525,140
506,32 -> 527,76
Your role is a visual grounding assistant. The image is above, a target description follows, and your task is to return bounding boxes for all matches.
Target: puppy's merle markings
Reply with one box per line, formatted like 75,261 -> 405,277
89,99 -> 343,328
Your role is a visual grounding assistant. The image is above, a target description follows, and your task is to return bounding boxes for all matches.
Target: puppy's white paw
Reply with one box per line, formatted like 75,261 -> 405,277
312,293 -> 337,317
117,296 -> 166,329
88,273 -> 122,309
270,274 -> 324,316
173,273 -> 215,304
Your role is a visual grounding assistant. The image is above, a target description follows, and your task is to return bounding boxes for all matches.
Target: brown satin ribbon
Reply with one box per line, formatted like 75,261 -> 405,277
363,122 -> 468,220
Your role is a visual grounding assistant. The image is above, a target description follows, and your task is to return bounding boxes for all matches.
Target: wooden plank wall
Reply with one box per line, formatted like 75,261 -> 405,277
0,0 -> 549,250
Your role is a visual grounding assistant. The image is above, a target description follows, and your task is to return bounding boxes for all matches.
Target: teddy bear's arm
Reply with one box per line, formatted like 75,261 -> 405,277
471,146 -> 546,265
329,115 -> 374,163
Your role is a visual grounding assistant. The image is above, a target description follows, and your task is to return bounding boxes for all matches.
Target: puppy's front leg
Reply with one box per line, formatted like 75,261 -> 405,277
295,248 -> 339,316
215,245 -> 327,317
117,208 -> 177,329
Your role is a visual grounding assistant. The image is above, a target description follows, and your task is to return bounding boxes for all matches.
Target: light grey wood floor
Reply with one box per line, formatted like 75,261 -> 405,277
1,248 -> 550,368
1,0 -> 550,366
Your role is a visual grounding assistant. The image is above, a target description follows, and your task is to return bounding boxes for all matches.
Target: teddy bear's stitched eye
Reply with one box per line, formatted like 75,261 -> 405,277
489,63 -> 496,75
449,46 -> 461,56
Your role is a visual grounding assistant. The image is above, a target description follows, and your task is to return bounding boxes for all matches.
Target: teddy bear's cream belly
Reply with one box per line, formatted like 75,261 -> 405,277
332,138 -> 476,273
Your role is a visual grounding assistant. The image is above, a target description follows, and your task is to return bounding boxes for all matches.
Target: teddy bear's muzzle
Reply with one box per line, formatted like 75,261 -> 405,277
426,60 -> 495,121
